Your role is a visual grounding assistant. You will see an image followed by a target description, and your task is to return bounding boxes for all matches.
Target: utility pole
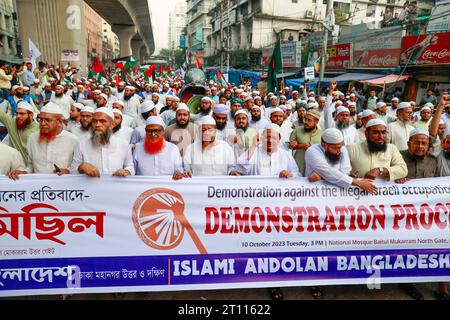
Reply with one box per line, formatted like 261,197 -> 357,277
319,0 -> 334,90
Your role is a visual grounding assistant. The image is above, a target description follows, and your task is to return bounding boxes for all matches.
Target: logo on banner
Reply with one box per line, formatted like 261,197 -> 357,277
132,188 -> 207,254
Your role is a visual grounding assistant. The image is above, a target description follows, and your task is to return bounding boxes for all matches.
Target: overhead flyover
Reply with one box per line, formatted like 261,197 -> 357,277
84,0 -> 155,60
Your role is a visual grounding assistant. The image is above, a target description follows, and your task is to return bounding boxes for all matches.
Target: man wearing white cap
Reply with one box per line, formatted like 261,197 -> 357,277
429,95 -> 450,176
374,102 -> 397,124
50,84 -> 74,119
1,143 -> 26,176
269,107 -> 292,151
347,119 -> 407,181
70,107 -> 135,177
357,109 -> 377,141
112,109 -> 133,144
122,86 -> 142,124
0,100 -> 39,163
129,101 -> 158,147
115,82 -> 126,101
249,105 -> 270,134
112,100 -> 137,128
191,96 -> 214,124
183,116 -> 236,176
387,101 -> 415,151
70,106 -> 94,140
388,97 -> 400,117
150,92 -> 165,114
305,128 -> 377,194
160,97 -> 180,127
8,103 -> 79,178
413,105 -> 432,129
233,124 -> 299,178
133,116 -> 187,179
7,85 -> 38,116
228,109 -> 259,158
165,103 -> 196,157
212,104 -> 234,142
95,93 -> 109,109
66,102 -> 84,133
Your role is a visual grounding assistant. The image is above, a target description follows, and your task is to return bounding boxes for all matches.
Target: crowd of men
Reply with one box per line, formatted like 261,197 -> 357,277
0,60 -> 449,300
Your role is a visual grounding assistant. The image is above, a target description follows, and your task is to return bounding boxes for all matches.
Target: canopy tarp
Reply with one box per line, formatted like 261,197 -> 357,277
360,74 -> 409,87
328,73 -> 383,83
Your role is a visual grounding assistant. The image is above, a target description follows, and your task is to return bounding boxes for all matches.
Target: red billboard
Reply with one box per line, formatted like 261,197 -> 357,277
401,32 -> 450,65
326,43 -> 351,69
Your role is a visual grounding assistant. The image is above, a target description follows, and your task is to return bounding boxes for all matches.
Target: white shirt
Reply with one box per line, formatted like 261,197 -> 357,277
66,120 -> 81,133
305,144 -> 353,188
26,130 -> 79,173
184,140 -> 236,176
215,123 -> 235,142
122,96 -> 141,122
133,141 -> 183,176
113,126 -> 133,144
249,117 -> 270,134
50,94 -> 74,119
388,120 -> 415,151
160,109 -> 176,126
324,95 -> 360,146
236,146 -> 300,177
69,126 -> 92,140
70,136 -> 135,175
0,143 -> 26,174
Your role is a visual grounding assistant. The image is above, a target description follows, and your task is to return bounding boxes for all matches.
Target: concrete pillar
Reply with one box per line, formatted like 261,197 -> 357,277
112,25 -> 136,57
139,45 -> 147,63
130,38 -> 143,60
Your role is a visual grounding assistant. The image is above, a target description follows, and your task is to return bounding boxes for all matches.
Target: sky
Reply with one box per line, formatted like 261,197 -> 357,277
148,0 -> 184,54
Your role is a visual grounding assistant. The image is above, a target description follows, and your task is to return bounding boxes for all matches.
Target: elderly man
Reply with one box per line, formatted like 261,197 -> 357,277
348,119 -> 408,181
374,102 -> 397,124
388,101 -> 415,151
228,109 -> 259,158
50,84 -> 74,119
357,109 -> 377,140
233,124 -> 299,178
8,103 -> 79,179
0,143 -> 26,175
192,96 -> 214,124
133,116 -> 186,179
0,101 -> 39,163
112,109 -> 133,144
70,107 -> 135,177
183,116 -> 235,176
165,103 -> 195,157
289,110 -> 323,175
69,106 -> 94,140
305,128 -> 377,194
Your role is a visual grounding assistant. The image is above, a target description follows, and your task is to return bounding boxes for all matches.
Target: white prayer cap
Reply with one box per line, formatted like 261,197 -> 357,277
292,90 -> 299,95
251,105 -> 261,110
424,102 -> 434,108
173,96 -> 180,102
125,85 -> 135,90
164,83 -> 170,88
270,96 -> 278,101
33,79 -> 40,83
319,96 -> 326,101
270,107 -> 284,115
409,128 -> 429,139
140,100 -> 155,113
358,112 -> 363,118
286,104 -> 292,111
280,95 -> 286,99
73,103 -> 84,110
199,115 -> 217,126
176,103 -> 190,113
397,102 -> 412,110
335,106 -> 350,116
322,128 -> 344,144
98,93 -> 108,101
234,109 -> 249,118
350,93 -> 356,97
113,100 -> 124,107
22,86 -> 30,91
17,101 -> 34,113
244,95 -> 253,102
93,90 -> 102,94
361,109 -> 375,118
420,106 -> 432,113
254,95 -> 262,100
347,101 -> 357,107
41,102 -> 64,116
213,104 -> 229,114
119,81 -> 126,86
307,102 -> 318,110
81,106 -> 95,114
264,123 -> 281,134
112,109 -> 123,117
308,97 -> 316,102
146,116 -> 165,128
152,92 -> 160,97
366,119 -> 387,129
279,105 -> 287,111
55,84 -> 64,90
12,85 -> 20,91
94,107 -> 114,120
391,97 -> 400,102
375,102 -> 387,110
335,100 -> 343,106
201,96 -> 212,103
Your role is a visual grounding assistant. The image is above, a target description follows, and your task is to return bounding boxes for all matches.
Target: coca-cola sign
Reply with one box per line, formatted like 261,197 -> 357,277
401,32 -> 450,65
326,43 -> 351,69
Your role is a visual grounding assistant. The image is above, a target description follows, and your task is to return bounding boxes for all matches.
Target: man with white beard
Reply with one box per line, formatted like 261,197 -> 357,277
70,107 -> 135,177
50,84 -> 74,120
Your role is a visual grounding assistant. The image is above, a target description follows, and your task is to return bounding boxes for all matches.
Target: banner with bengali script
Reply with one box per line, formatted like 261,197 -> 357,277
0,175 -> 449,297
326,43 -> 352,70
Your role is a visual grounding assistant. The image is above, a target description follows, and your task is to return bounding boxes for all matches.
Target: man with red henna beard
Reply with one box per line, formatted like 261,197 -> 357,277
0,100 -> 39,164
7,102 -> 79,180
133,116 -> 190,180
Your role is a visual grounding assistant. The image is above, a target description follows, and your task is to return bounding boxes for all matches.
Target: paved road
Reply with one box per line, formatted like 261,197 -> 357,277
6,282 -> 442,300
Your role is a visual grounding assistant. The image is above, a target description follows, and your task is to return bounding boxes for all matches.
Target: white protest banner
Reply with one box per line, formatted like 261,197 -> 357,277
305,67 -> 315,81
0,175 -> 449,297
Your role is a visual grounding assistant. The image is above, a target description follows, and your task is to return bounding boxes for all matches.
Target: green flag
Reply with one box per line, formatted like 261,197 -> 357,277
268,38 -> 282,93
125,57 -> 138,71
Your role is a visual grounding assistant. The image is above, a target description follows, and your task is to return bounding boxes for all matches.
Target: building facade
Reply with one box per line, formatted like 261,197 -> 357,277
84,2 -> 103,63
0,0 -> 18,62
186,0 -> 212,58
102,20 -> 120,63
169,1 -> 187,50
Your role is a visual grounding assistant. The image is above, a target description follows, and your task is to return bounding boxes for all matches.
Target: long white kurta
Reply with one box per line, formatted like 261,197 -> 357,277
324,95 -> 360,146
304,144 -> 353,188
69,126 -> 92,140
133,141 -> 183,176
235,146 -> 300,177
50,94 -> 74,119
26,130 -> 79,173
183,140 -> 236,176
113,126 -> 133,144
0,143 -> 26,174
387,120 -> 415,151
70,136 -> 135,175
249,117 -> 270,134
122,96 -> 142,122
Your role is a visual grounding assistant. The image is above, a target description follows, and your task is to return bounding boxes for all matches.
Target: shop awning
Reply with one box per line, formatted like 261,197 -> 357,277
328,73 -> 382,83
360,74 -> 409,87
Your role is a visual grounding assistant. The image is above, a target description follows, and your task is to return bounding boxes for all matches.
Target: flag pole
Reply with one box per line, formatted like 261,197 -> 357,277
280,36 -> 285,94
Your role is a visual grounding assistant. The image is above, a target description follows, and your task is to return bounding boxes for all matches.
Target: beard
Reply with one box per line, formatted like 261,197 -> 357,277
112,124 -> 121,134
15,93 -> 23,99
325,151 -> 341,164
16,117 -> 32,130
350,111 -> 356,116
38,129 -> 59,144
91,128 -> 112,146
200,108 -> 211,116
216,122 -> 227,130
80,122 -> 91,131
303,126 -> 314,132
144,136 -> 165,155
336,121 -> 350,130
251,115 -> 261,122
176,120 -> 188,129
411,154 -> 425,161
236,124 -> 248,132
367,139 -> 388,153
124,94 -> 132,101
55,92 -> 63,98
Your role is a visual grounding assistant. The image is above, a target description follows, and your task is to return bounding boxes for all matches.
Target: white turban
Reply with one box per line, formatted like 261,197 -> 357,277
322,128 -> 344,144
17,101 -> 34,114
41,102 -> 63,116
409,128 -> 429,139
140,100 -> 155,113
81,106 -> 95,114
335,106 -> 350,116
397,102 -> 411,111
145,116 -> 165,128
95,107 -> 114,120
234,109 -> 249,118
366,119 -> 387,129
199,116 -> 216,126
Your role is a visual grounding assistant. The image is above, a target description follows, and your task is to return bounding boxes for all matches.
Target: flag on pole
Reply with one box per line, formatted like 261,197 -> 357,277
158,64 -> 164,75
193,52 -> 202,69
114,62 -> 125,72
267,37 -> 282,93
216,69 -> 227,87
28,39 -> 41,72
144,64 -> 156,81
166,65 -> 171,73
